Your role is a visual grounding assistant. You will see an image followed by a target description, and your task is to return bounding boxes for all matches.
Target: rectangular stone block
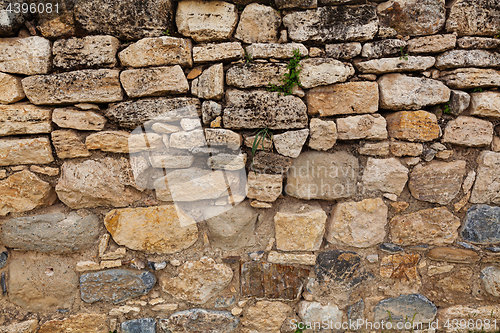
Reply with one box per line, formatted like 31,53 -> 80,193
0,137 -> 54,166
119,37 -> 192,68
0,103 -> 52,136
120,66 -> 189,98
193,42 -> 244,63
0,36 -> 51,75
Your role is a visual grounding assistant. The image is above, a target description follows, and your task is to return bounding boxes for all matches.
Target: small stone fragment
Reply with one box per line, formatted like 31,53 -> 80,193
191,63 -> 224,100
0,73 -> 25,104
122,318 -> 156,333
308,118 -> 337,151
52,130 -> 90,159
52,108 -> 106,131
240,301 -> 292,332
273,129 -> 309,158
359,142 -> 390,156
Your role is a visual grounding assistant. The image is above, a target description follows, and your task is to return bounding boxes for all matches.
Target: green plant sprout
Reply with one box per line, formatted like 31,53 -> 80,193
399,46 -> 409,60
162,29 -> 170,36
472,87 -> 484,93
443,100 -> 451,114
267,48 -> 304,96
495,30 -> 500,38
250,128 -> 273,171
244,50 -> 253,63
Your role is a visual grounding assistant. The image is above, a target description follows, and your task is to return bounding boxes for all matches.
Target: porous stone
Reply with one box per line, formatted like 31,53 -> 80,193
380,253 -> 420,284
252,151 -> 293,175
53,35 -> 119,70
471,152 -> 500,204
306,81 -> 379,116
446,0 -> 500,37
74,0 -> 173,40
439,68 -> 500,89
235,4 -> 281,44
458,37 -> 500,50
246,43 -> 308,59
207,153 -> 246,171
336,114 -> 388,140
52,108 -> 106,131
52,130 -> 91,159
121,66 -> 189,98
373,294 -> 437,323
427,247 -> 479,263
378,74 -> 450,110
38,314 -> 108,333
0,103 -> 52,136
389,141 -> 423,157
389,207 -> 461,246
436,50 -> 500,70
22,69 -> 123,105
191,64 -> 224,100
246,173 -> 282,203
275,0 -> 317,9
449,90 -> 471,115
299,58 -> 355,89
325,42 -> 362,60
409,160 -> 466,204
267,252 -> 316,266
0,0 -> 24,37
176,1 -> 238,42
468,91 -> 500,119
80,269 -> 156,303
0,36 -> 51,75
0,320 -> 38,333
355,56 -> 435,74
442,116 -> 493,147
32,0 -> 76,39
0,137 -> 53,166
160,257 -> 233,304
361,39 -> 407,58
168,130 -> 205,150
273,129 -> 309,158
160,309 -> 239,333
327,198 -> 388,248
308,118 -> 337,151
223,90 -> 308,130
122,318 -> 156,333
386,111 -> 441,142
283,5 -> 378,43
286,151 -> 359,200
240,301 -> 292,332
226,63 -> 288,89
0,73 -> 24,104
205,129 -> 242,150
362,158 -> 409,195
481,267 -> 500,297
462,205 -> 500,244
193,42 -> 244,63
407,34 -> 456,54
119,37 -> 192,68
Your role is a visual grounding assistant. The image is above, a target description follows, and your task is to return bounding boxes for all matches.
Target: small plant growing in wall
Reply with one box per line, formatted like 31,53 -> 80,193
442,100 -> 451,114
267,48 -> 304,96
250,127 -> 273,171
399,46 -> 409,60
244,50 -> 253,63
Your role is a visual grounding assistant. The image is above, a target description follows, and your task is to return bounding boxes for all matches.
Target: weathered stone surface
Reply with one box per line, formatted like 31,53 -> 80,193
362,158 -> 409,195
161,257 -> 232,304
223,90 -> 308,130
380,253 -> 420,284
80,269 -> 156,303
0,103 -> 52,136
378,74 -> 450,110
390,207 -> 461,246
377,0 -> 446,37
240,261 -> 309,300
468,91 -> 500,119
308,118 -> 337,151
192,64 -> 224,100
160,309 -> 239,333
373,294 -> 437,323
246,173 -> 282,203
0,320 -> 38,333
458,36 -> 500,50
307,81 -> 379,116
449,90 -> 471,115
30,0 -> 75,39
1,212 -> 100,254
407,34 -> 456,54
52,108 -> 106,131
38,314 -> 108,333
169,130 -> 205,150
336,114 -> 387,140
246,43 -> 308,60
22,69 -> 123,105
275,203 -> 327,251
471,152 -> 500,204
440,68 -> 500,89
436,50 -> 500,70
275,0 -> 317,9
207,153 -> 246,171
122,318 -> 156,333
273,129 -> 309,158
0,36 -> 51,75
30,165 -> 59,177
0,73 -> 24,104
462,205 -> 500,244
252,151 -> 292,175
327,198 -> 387,248
0,0 -> 24,37
359,142 -> 390,156
75,0 -> 173,40
205,128 -> 242,150
9,252 -> 78,311
409,161 -> 466,204
427,247 -> 479,263
0,137 -> 53,166
121,66 -> 189,98
193,42 -> 243,63
481,267 -> 500,297
298,302 -> 343,327
355,56 -> 435,74
151,154 -> 194,169
240,301 -> 292,332
119,37 -> 192,68
438,306 -> 500,327
390,141 -> 423,157
235,4 -> 281,44
325,42 -> 362,60
105,97 -> 200,130
361,39 -> 407,58
267,252 -> 316,266
283,5 -> 378,43
286,151 -> 358,200
299,58 -> 355,89
446,0 -> 500,37
442,116 -> 493,147
226,63 -> 288,89
52,130 -> 90,159
386,111 -> 441,142
176,1 -> 238,42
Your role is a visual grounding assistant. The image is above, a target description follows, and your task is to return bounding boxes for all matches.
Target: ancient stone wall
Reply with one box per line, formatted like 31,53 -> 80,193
1,0 -> 500,331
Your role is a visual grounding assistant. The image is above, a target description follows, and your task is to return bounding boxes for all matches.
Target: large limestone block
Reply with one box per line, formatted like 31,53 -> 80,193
193,42 -> 244,63
446,0 -> 500,36
38,314 -> 108,333
119,37 -> 192,68
52,130 -> 91,159
52,107 -> 106,131
308,118 -> 337,151
0,72 -> 25,104
246,172 -> 283,202
22,69 -> 123,105
191,63 -> 224,100
0,36 -> 51,75
0,103 -> 52,136
440,68 -> 500,89
240,301 -> 292,332
436,50 -> 500,70
407,34 -> 456,54
226,63 -> 288,89
235,4 -> 281,43
336,114 -> 387,140
246,43 -> 308,59
299,58 -> 355,89
385,111 -> 441,142
121,66 -> 189,98
471,151 -> 500,204
362,158 -> 409,195
0,137 -> 54,166
354,56 -> 436,74
442,116 -> 493,147
468,91 -> 500,119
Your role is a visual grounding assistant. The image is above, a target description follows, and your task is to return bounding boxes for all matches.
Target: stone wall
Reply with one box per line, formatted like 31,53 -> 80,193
1,0 -> 500,331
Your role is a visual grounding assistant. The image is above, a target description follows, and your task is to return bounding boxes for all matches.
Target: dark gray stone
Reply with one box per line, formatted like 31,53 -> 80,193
275,0 -> 317,9
1,212 -> 101,254
160,309 -> 239,333
315,250 -> 369,291
80,269 -> 156,303
214,295 -> 236,308
380,243 -> 404,253
0,251 -> 7,269
449,90 -> 471,115
457,242 -> 480,251
0,0 -> 24,37
361,39 -> 407,59
122,318 -> 156,333
32,0 -> 76,38
462,205 -> 500,244
374,294 -> 437,323
251,151 -> 293,175
348,299 -> 364,321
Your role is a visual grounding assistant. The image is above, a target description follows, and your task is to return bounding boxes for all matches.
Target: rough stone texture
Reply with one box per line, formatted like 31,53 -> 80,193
283,5 -> 379,43
53,35 -> 119,70
468,91 -> 500,118
462,205 -> 500,244
122,318 -> 156,333
378,74 -> 450,110
427,247 -> 480,263
56,158 -> 142,209
386,111 -> 441,142
442,116 -> 493,147
169,130 -> 205,150
1,212 -> 100,254
176,1 -> 238,42
38,314 -> 108,333
0,36 -> 51,75
119,37 -> 192,68
223,90 -> 308,130
390,141 -> 423,157
327,198 -> 388,248
0,0 -> 25,37
52,130 -> 91,159
286,151 -> 358,200
246,43 -> 308,59
207,153 -> 246,171
481,267 -> 500,297
458,36 -> 500,49
299,58 -> 355,89
267,252 -> 316,266
306,81 -> 379,116
226,63 -> 288,89
74,0 -> 173,40
275,202 -> 327,251
0,320 -> 38,333
273,129 -> 309,158
449,90 -> 471,115
336,114 -> 388,140
373,294 -> 437,323
22,69 -> 123,105
275,0 -> 317,9
471,151 -> 500,204
235,4 -> 281,44
407,34 -> 456,54
298,302 -> 343,327
409,160 -> 466,204
436,50 -> 500,70
160,257 -> 233,304
80,269 -> 156,303
362,158 -> 409,195
325,42 -> 362,60
240,301 -> 292,332
308,118 -> 337,151
359,142 -> 390,156
251,151 -> 293,175
9,252 -> 78,312
446,0 -> 500,37
361,39 -> 407,58
191,64 -> 224,100
52,108 -> 106,131
377,0 -> 446,37
389,207 -> 461,246
0,103 -> 52,136
104,205 -> 198,254
193,42 -> 244,63
380,253 -> 420,284
0,137 -> 54,166
439,68 -> 500,89
121,66 -> 189,98
0,73 -> 24,104
30,0 -> 76,39
160,309 -> 239,333
355,56 -> 435,74
246,173 -> 282,203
